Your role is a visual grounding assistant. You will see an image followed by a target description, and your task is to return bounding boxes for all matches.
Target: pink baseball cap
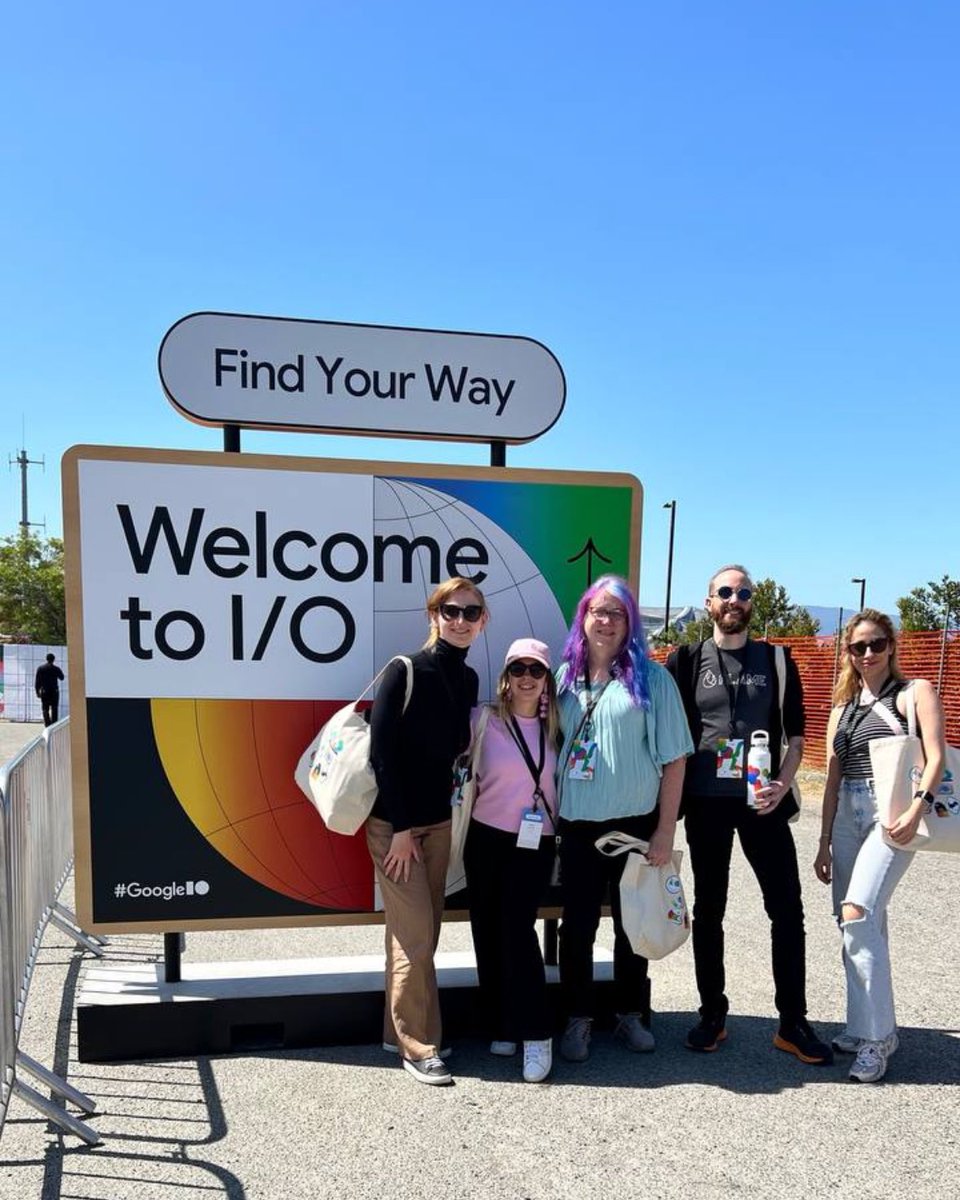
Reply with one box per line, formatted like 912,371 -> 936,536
504,638 -> 551,670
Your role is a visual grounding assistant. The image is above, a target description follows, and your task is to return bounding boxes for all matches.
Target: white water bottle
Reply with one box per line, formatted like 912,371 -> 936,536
746,731 -> 771,809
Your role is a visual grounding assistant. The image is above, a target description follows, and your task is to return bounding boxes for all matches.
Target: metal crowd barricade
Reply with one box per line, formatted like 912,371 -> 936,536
0,719 -> 105,1145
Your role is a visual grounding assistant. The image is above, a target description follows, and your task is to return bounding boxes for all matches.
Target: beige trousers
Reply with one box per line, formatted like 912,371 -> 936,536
366,816 -> 451,1062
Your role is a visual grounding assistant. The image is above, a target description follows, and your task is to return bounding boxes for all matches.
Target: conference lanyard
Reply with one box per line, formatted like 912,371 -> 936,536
714,644 -> 745,737
505,715 -> 549,816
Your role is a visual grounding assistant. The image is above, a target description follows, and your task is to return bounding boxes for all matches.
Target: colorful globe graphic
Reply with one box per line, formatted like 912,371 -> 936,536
150,479 -> 569,910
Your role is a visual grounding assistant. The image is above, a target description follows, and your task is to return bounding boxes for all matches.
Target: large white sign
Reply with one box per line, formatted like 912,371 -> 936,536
159,312 -> 566,444
71,454 -> 576,701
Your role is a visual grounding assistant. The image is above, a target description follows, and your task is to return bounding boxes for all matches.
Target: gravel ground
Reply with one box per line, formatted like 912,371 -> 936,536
1,732 -> 958,1200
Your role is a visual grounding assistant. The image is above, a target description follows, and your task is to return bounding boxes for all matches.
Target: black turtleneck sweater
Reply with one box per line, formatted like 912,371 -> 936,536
369,639 -> 479,832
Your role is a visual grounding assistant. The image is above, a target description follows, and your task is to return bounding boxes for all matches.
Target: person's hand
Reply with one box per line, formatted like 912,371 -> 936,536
753,778 -> 789,815
383,830 -> 422,882
884,799 -> 924,846
814,841 -> 832,884
645,826 -> 675,867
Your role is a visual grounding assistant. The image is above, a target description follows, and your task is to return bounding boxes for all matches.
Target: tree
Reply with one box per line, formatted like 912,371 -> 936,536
747,578 -> 820,638
0,533 -> 67,643
896,574 -> 960,632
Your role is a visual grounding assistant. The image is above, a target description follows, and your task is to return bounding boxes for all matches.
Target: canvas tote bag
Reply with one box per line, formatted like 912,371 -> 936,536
294,656 -> 413,836
445,705 -> 493,894
594,832 -> 690,959
869,683 -> 960,853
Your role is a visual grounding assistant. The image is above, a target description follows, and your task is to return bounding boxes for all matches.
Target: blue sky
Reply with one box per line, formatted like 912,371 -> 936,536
3,2 -> 957,625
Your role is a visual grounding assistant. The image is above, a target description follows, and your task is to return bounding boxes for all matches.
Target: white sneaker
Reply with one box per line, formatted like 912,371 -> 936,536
490,1040 -> 518,1057
522,1039 -> 553,1083
831,1031 -> 861,1054
882,1030 -> 900,1057
849,1039 -> 889,1083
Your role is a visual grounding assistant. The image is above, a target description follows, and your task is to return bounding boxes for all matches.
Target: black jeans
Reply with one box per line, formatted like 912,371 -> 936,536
558,811 -> 658,1020
684,796 -> 807,1023
40,694 -> 59,727
464,819 -> 556,1043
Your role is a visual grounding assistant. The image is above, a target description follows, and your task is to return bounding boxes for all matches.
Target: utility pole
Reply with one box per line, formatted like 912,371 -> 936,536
662,500 -> 677,640
9,448 -> 45,536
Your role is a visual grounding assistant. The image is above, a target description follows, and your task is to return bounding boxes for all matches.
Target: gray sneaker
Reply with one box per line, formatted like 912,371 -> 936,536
831,1032 -> 861,1054
402,1056 -> 453,1086
560,1017 -> 592,1062
849,1040 -> 889,1083
614,1012 -> 656,1053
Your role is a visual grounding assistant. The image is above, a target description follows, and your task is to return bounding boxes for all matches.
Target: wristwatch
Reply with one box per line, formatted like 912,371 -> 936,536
913,789 -> 934,805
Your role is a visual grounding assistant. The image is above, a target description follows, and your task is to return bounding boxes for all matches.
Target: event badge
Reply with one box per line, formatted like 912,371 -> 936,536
716,738 -> 744,779
450,758 -> 471,807
568,737 -> 598,781
517,808 -> 544,850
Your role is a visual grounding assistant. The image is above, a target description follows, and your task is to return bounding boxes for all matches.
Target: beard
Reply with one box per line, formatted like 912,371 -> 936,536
716,607 -> 750,635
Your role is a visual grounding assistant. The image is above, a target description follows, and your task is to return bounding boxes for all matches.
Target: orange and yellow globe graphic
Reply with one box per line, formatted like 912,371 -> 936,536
150,697 -> 373,910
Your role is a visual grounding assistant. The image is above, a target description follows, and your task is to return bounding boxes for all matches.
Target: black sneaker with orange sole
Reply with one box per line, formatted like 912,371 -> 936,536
773,1018 -> 833,1065
685,1015 -> 727,1052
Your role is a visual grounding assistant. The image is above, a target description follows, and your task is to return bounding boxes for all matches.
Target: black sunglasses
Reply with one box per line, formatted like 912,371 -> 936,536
848,637 -> 890,657
438,602 -> 484,623
507,661 -> 548,679
712,586 -> 753,602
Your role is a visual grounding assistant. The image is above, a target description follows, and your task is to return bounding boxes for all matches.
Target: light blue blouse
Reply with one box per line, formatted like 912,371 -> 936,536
556,661 -> 694,822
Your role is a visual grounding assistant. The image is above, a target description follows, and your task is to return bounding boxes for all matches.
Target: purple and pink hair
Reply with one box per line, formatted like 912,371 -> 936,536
558,574 -> 651,709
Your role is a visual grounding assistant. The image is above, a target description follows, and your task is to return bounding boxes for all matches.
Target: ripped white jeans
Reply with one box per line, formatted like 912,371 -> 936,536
831,778 -> 915,1041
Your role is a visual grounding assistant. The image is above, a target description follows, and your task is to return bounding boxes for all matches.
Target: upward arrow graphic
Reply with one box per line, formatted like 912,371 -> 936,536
567,538 -> 613,587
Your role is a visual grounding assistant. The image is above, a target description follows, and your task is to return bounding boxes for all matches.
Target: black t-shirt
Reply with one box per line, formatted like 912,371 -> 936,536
369,639 -> 479,832
686,640 -> 776,796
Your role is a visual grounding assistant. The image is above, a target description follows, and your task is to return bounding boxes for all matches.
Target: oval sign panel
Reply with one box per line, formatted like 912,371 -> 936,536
159,312 -> 566,444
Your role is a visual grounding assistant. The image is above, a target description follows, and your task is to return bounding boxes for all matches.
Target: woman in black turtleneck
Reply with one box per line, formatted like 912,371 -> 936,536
368,577 -> 487,1087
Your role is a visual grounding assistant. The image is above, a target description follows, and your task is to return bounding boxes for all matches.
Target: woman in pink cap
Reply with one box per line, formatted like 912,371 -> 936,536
463,637 -> 560,1083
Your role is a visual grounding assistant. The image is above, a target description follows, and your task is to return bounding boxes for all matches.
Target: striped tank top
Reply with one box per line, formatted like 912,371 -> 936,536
833,683 -> 908,780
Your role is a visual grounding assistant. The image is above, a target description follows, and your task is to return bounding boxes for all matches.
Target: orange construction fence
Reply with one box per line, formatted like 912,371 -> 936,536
651,631 -> 960,769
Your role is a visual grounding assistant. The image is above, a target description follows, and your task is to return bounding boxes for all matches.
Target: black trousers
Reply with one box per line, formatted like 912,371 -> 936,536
558,811 -> 658,1020
40,694 -> 59,726
464,819 -> 556,1043
684,796 -> 807,1023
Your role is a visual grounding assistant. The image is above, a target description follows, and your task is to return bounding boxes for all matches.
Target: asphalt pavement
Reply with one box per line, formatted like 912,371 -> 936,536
1,722 -> 957,1200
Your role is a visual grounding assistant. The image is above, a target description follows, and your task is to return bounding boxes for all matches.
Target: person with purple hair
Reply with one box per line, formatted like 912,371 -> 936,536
555,575 -> 693,1063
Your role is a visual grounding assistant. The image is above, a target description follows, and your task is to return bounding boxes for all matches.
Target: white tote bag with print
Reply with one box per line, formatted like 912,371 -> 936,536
870,683 -> 960,854
594,832 -> 690,960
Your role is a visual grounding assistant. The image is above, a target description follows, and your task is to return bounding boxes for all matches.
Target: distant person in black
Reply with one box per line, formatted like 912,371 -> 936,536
35,653 -> 65,726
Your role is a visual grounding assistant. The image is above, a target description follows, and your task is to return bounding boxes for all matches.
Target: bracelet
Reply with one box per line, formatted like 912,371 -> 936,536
818,835 -> 831,843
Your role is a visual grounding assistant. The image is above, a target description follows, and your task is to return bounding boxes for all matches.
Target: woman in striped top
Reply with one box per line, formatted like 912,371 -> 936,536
815,609 -> 946,1083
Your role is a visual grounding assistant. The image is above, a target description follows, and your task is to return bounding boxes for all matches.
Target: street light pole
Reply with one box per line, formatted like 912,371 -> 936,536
852,577 -> 866,611
663,500 -> 677,640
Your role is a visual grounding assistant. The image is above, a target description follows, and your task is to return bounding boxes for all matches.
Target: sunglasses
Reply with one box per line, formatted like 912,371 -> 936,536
507,661 -> 548,679
848,637 -> 890,657
437,603 -> 484,623
712,587 -> 753,602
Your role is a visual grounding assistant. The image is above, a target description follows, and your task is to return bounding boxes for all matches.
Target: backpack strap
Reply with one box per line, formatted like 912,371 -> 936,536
774,644 -> 786,718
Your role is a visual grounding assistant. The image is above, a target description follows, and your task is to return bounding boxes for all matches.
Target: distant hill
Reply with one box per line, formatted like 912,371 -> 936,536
801,605 -> 901,634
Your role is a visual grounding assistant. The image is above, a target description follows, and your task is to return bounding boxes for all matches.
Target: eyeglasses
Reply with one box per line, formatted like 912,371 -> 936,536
587,606 -> 627,623
507,661 -> 548,679
437,603 -> 484,623
712,586 -> 753,602
848,637 -> 890,657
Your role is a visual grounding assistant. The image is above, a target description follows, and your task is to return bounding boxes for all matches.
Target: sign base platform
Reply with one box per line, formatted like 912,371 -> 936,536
76,949 -> 636,1062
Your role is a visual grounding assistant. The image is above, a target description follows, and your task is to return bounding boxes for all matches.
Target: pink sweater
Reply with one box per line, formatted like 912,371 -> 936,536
471,709 -> 558,835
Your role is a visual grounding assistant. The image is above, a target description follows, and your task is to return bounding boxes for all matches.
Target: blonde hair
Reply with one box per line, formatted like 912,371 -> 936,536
833,608 -> 903,705
422,577 -> 487,648
494,664 -> 560,746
